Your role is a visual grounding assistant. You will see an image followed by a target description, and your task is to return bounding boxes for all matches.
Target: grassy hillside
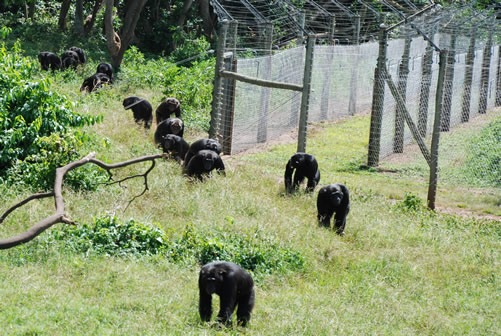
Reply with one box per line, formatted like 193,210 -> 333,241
0,34 -> 500,335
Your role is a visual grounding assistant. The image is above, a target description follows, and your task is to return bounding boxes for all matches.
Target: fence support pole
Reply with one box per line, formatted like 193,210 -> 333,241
441,30 -> 457,132
461,27 -> 476,122
428,50 -> 448,210
393,33 -> 411,153
418,40 -> 434,137
367,28 -> 388,167
257,22 -> 273,143
209,20 -> 229,141
478,23 -> 493,114
497,45 -> 501,107
297,35 -> 316,153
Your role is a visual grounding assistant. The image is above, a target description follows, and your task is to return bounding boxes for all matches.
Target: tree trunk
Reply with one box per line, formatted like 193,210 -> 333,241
74,0 -> 85,36
199,0 -> 216,42
59,0 -> 72,31
104,0 -> 148,70
177,0 -> 194,27
84,0 -> 104,36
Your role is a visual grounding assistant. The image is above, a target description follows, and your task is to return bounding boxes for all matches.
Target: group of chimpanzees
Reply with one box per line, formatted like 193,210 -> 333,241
38,46 -> 113,93
122,96 -> 225,180
284,152 -> 351,236
39,50 -> 349,326
196,153 -> 350,327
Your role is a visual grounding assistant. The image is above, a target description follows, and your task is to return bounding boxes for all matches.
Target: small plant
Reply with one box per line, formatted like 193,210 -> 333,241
396,192 -> 425,212
52,216 -> 167,257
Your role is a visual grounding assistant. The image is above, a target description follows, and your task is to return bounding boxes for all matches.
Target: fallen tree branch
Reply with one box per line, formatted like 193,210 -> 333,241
0,152 -> 165,249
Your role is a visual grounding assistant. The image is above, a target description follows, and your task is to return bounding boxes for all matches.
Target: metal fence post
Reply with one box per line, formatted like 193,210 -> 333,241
497,45 -> 501,107
428,49 -> 448,210
478,23 -> 494,114
297,35 -> 315,153
418,40 -> 434,137
367,27 -> 388,167
441,29 -> 457,132
393,32 -> 411,153
209,20 -> 229,141
461,27 -> 476,122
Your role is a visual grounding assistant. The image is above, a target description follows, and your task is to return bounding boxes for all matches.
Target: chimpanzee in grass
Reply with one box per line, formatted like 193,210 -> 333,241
317,183 -> 350,236
155,97 -> 181,124
154,118 -> 184,146
184,149 -> 225,180
122,96 -> 153,129
183,138 -> 222,168
80,72 -> 111,92
68,46 -> 86,64
38,51 -> 61,71
199,261 -> 255,327
159,134 -> 189,163
61,50 -> 81,70
284,152 -> 320,194
96,62 -> 113,82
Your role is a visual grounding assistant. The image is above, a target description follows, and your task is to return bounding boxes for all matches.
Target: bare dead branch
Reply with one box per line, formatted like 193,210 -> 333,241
0,152 -> 165,249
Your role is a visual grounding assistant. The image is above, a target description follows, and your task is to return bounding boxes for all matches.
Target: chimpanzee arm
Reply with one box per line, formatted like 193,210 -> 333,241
199,289 -> 213,322
216,280 -> 238,325
284,160 -> 294,192
214,157 -> 226,175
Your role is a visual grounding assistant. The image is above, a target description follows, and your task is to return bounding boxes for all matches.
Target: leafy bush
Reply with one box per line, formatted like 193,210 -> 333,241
162,58 -> 215,131
463,118 -> 501,187
166,224 -> 305,274
52,216 -> 167,257
50,219 -> 304,275
0,40 -> 103,190
396,192 -> 425,212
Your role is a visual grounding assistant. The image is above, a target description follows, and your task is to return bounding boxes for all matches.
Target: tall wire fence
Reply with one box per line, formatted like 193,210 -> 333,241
208,0 -> 501,206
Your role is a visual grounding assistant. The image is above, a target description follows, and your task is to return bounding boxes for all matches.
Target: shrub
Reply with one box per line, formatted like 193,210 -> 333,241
0,40 -> 103,190
396,192 -> 425,212
52,216 -> 167,257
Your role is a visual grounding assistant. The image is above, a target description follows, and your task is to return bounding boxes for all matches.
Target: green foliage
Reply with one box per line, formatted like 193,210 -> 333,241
396,192 -> 425,212
166,224 -> 305,274
463,118 -> 501,187
162,58 -> 215,131
0,41 -> 104,190
50,218 -> 304,275
168,31 -> 211,65
52,216 -> 167,257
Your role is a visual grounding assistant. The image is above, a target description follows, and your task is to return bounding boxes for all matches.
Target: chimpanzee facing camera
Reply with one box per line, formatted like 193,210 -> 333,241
317,183 -> 350,235
198,261 -> 255,327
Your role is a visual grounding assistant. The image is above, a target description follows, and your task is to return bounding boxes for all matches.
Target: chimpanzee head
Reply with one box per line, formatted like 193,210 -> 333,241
206,139 -> 222,154
170,118 -> 183,134
161,134 -> 178,151
165,97 -> 180,112
329,189 -> 344,207
200,150 -> 218,170
289,152 -> 306,168
200,264 -> 226,294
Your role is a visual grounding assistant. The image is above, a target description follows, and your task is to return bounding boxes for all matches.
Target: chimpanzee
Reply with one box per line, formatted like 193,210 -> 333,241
184,149 -> 225,180
317,183 -> 350,235
154,118 -> 184,144
69,46 -> 86,64
183,138 -> 222,168
96,62 -> 113,82
155,97 -> 181,124
199,261 -> 255,327
80,73 -> 111,92
61,50 -> 80,70
284,152 -> 320,193
122,96 -> 153,129
38,51 -> 61,71
159,134 -> 189,163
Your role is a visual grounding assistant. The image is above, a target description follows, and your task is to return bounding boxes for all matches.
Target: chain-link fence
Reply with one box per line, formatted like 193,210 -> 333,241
208,1 -> 500,206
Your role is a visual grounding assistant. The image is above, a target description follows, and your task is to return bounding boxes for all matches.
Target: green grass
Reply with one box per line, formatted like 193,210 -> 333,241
0,33 -> 500,334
